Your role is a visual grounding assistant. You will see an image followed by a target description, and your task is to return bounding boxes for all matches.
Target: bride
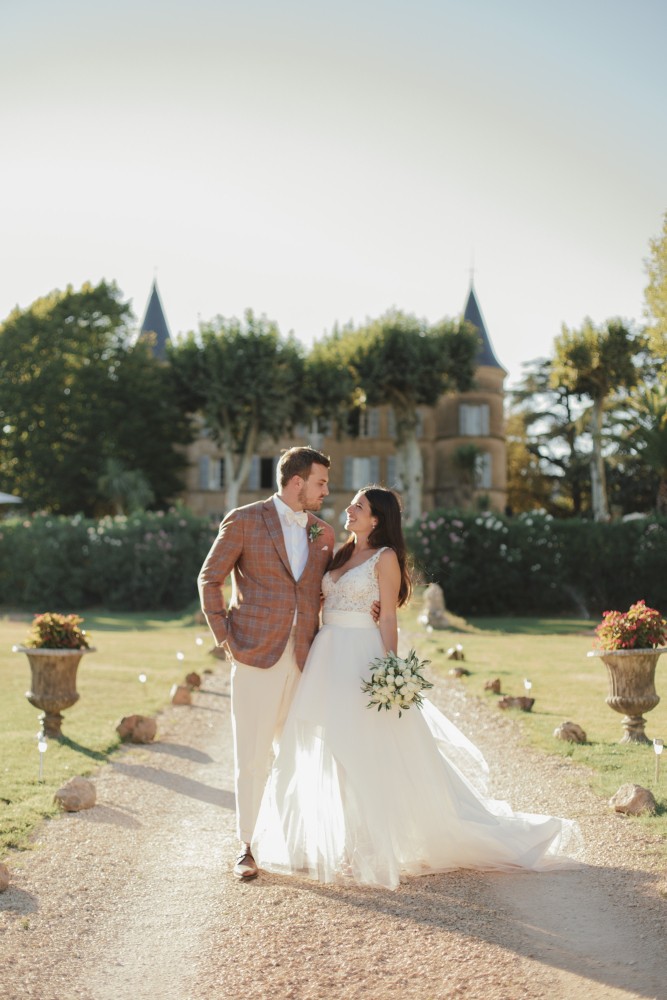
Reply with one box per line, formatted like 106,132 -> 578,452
253,486 -> 581,889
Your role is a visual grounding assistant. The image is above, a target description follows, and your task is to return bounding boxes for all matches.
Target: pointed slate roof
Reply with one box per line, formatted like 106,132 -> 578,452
463,284 -> 505,371
139,281 -> 171,360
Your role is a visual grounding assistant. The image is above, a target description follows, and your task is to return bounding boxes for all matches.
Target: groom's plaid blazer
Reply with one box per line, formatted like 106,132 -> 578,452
198,498 -> 334,669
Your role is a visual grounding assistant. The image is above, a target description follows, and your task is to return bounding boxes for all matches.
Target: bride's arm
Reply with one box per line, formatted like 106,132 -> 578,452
376,549 -> 401,654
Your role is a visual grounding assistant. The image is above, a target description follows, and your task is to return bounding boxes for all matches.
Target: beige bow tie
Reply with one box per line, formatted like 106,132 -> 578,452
283,508 -> 308,528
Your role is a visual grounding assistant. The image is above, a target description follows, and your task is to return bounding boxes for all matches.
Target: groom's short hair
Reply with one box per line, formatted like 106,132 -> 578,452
277,447 -> 331,487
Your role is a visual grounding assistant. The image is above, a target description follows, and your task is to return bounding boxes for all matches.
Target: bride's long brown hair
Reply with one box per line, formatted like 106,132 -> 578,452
329,486 -> 412,607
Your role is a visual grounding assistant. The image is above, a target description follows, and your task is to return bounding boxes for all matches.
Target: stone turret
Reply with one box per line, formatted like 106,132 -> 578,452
139,281 -> 171,360
434,284 -> 507,511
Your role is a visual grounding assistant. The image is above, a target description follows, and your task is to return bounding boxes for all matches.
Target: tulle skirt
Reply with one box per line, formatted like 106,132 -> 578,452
253,611 -> 582,889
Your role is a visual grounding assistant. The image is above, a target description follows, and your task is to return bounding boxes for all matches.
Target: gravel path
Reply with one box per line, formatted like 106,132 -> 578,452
1,647 -> 666,1000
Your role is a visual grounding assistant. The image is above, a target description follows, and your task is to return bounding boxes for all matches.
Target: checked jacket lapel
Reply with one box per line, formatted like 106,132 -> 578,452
261,499 -> 295,579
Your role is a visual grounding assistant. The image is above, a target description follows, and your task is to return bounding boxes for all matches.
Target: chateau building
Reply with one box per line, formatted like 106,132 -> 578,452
140,281 -> 507,529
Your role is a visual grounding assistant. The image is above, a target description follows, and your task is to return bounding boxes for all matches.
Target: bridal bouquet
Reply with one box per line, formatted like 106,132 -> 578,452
361,649 -> 433,717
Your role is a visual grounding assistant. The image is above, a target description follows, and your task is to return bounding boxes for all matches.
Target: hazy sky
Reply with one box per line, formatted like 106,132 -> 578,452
1,0 -> 665,387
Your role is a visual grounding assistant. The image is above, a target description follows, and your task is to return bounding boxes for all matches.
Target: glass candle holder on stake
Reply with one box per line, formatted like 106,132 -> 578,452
653,738 -> 664,783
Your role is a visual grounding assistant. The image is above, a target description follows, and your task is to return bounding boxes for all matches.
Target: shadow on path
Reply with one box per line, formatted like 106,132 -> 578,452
143,741 -> 214,764
110,760 -> 235,811
271,863 -> 666,999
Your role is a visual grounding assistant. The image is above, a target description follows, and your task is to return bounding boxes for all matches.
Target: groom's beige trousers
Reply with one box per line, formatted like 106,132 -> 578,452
230,628 -> 301,844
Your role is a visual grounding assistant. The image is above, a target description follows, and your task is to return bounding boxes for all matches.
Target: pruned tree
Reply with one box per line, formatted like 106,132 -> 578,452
168,311 -> 305,512
317,311 -> 478,522
551,319 -> 641,522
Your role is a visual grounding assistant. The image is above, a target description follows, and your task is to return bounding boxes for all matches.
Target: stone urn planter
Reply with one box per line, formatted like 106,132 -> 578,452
14,613 -> 95,739
17,646 -> 95,738
587,647 -> 667,744
589,600 -> 667,745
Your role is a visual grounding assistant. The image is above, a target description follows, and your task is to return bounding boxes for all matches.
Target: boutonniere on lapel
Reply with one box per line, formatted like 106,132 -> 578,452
308,524 -> 324,543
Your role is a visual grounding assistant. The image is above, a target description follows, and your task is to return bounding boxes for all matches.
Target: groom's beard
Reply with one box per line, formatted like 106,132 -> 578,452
297,485 -> 324,512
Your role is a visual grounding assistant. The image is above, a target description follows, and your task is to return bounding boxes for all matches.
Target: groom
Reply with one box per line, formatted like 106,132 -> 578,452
198,446 -> 335,880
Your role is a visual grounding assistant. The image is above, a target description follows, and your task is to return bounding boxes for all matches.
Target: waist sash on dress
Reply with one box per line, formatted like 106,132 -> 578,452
322,610 -> 377,629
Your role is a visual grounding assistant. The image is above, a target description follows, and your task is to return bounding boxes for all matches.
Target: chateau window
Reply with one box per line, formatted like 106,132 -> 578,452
199,457 -> 223,491
344,456 -> 381,490
359,408 -> 380,439
247,456 -> 260,490
475,452 -> 493,490
459,403 -> 490,436
260,456 -> 277,490
295,418 -> 332,440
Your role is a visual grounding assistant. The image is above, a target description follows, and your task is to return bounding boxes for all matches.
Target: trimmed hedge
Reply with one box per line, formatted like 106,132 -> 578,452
406,510 -> 667,617
3,505 -> 664,617
0,507 -> 215,611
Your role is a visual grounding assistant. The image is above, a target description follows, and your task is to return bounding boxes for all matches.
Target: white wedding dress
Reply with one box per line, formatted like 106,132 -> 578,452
253,548 -> 581,889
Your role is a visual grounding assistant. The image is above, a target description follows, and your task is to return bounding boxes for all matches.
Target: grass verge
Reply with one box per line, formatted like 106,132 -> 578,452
2,596 -> 667,858
401,594 -> 667,840
0,608 -> 214,856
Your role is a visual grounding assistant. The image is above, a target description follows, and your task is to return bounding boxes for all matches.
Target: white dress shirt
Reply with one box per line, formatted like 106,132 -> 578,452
273,494 -> 308,582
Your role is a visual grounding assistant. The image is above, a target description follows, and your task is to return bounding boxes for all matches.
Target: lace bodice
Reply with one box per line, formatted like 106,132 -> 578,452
322,547 -> 386,612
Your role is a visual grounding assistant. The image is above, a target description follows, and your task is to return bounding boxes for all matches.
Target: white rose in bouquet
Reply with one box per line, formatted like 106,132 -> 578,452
361,649 -> 433,717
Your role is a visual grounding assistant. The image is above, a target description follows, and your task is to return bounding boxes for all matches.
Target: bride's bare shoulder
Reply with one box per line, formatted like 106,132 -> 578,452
375,547 -> 399,571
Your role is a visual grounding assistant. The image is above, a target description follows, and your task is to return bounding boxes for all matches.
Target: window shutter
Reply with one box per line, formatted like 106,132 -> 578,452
344,456 -> 354,490
475,452 -> 492,489
199,456 -> 210,490
247,456 -> 260,490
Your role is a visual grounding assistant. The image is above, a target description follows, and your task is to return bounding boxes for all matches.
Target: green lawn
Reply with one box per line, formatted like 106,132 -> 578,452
0,608 -> 214,855
2,599 -> 666,859
401,596 -> 667,838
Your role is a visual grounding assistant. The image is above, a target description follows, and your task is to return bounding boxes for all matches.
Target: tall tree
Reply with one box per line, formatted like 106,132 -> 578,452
644,211 -> 667,368
504,411 -> 561,514
618,382 -> 667,514
510,357 -> 591,515
0,282 -> 189,514
551,319 -> 640,522
168,311 -> 305,512
318,311 -> 478,522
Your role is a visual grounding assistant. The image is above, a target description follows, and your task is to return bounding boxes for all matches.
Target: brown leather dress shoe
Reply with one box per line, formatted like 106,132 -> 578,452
233,849 -> 258,881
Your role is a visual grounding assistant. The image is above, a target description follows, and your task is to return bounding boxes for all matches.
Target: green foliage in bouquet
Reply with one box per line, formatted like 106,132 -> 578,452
362,649 -> 433,717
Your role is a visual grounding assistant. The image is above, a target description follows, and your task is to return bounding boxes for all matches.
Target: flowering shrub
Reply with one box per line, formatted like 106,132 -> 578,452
406,510 -> 667,617
22,612 -> 91,649
361,649 -> 433,717
406,509 -> 564,614
0,506 -> 213,610
594,600 -> 667,651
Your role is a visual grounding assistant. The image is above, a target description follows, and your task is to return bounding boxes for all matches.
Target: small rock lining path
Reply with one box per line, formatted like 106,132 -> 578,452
1,652 -> 666,1000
